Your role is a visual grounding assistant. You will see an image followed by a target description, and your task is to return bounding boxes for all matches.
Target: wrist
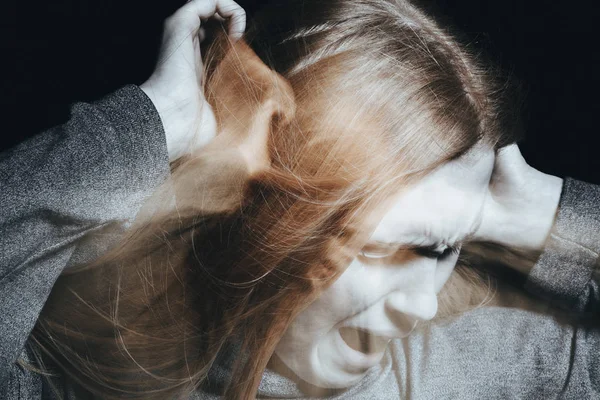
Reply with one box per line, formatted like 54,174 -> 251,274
140,79 -> 214,162
507,167 -> 563,252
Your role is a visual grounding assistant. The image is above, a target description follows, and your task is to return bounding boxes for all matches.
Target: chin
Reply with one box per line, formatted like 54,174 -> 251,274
274,328 -> 386,389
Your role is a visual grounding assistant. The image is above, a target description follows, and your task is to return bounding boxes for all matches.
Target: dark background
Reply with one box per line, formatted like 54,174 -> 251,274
2,0 -> 599,183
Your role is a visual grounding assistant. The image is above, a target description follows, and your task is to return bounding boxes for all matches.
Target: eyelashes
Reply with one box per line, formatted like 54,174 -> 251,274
414,244 -> 460,260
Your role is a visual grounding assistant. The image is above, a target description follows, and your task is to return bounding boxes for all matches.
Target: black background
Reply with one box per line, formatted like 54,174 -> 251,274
2,0 -> 599,183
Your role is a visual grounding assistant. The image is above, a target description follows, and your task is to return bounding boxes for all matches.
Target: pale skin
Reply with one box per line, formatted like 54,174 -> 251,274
476,143 -> 564,272
140,0 -> 564,390
140,0 -> 246,162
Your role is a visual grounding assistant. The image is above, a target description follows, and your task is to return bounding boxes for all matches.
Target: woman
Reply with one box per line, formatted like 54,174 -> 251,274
1,0 -> 598,399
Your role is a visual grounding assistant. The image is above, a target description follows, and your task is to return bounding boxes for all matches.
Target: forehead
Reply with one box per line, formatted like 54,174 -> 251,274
368,144 -> 495,245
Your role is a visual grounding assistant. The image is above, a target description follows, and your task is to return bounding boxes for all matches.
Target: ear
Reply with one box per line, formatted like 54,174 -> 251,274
170,40 -> 296,215
206,40 -> 296,173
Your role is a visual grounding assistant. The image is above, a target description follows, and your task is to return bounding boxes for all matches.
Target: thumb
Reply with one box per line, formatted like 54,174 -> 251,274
495,144 -> 527,171
490,143 -> 530,188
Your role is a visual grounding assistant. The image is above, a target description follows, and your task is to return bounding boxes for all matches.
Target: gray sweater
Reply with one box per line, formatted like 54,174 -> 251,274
1,86 -> 599,399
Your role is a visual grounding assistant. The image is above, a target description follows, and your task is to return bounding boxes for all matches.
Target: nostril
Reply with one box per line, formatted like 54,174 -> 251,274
385,291 -> 438,322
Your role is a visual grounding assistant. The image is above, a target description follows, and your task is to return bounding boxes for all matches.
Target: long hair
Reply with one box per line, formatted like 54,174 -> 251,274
29,0 -> 521,398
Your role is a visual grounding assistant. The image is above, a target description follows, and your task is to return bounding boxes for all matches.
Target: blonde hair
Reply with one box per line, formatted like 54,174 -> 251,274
29,1 -> 520,398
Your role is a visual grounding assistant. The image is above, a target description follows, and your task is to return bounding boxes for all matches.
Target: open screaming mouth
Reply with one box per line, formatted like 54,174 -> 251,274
338,327 -> 390,354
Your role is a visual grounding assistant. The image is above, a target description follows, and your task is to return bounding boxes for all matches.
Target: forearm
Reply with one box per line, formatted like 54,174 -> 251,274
474,144 -> 600,313
502,168 -> 563,275
524,177 -> 600,313
476,175 -> 600,313
0,86 -> 169,231
0,84 -> 170,382
398,306 -> 600,398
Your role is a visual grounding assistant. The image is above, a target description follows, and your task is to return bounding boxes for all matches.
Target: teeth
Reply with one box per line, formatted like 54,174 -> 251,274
339,327 -> 391,354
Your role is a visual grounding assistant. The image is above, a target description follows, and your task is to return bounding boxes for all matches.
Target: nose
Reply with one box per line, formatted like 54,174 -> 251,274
384,290 -> 438,322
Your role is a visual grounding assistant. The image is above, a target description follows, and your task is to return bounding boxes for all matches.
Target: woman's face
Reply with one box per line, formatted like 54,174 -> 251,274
273,143 -> 495,389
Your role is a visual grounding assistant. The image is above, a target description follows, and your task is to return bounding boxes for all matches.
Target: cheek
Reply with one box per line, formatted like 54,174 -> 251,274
434,251 -> 459,293
287,260 -> 376,332
314,260 -> 381,316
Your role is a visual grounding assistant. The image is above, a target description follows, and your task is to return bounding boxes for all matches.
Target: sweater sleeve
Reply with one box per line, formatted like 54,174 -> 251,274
392,306 -> 600,399
524,177 -> 600,313
0,85 -> 170,386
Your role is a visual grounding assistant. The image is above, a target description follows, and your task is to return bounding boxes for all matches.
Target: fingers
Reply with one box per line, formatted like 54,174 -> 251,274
172,0 -> 246,39
215,0 -> 246,39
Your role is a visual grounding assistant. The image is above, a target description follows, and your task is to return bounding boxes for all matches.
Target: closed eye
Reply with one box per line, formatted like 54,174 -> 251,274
414,244 -> 460,260
358,243 -> 460,263
359,243 -> 399,259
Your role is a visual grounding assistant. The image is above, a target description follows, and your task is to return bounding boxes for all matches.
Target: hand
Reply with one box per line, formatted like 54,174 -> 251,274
475,144 -> 563,253
140,0 -> 246,162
